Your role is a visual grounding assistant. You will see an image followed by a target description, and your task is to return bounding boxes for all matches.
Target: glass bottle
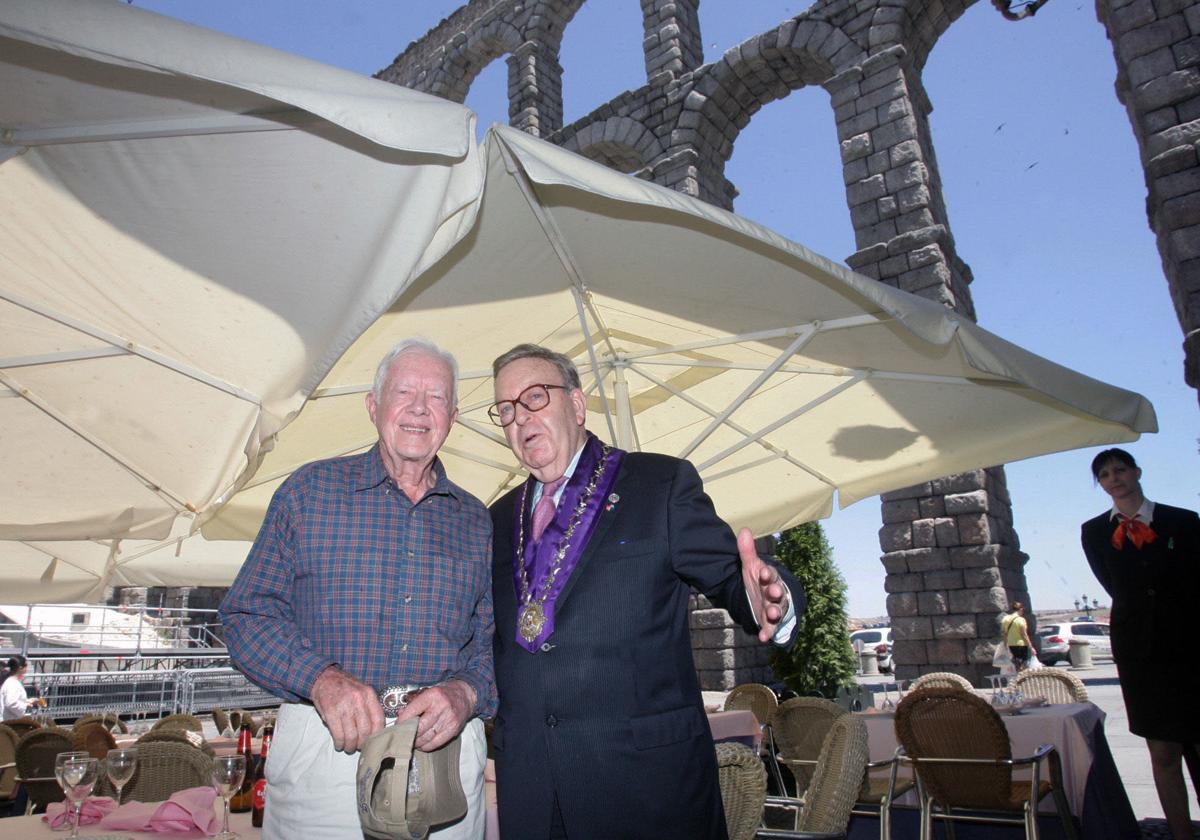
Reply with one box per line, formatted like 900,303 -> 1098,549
229,721 -> 254,813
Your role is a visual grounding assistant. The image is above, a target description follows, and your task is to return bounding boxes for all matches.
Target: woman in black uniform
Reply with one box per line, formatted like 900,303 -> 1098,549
1081,448 -> 1200,840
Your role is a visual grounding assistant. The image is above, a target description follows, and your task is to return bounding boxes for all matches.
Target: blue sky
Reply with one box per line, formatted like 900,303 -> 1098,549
133,0 -> 1198,617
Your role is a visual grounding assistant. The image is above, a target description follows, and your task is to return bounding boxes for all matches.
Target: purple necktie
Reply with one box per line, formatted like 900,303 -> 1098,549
531,478 -> 566,542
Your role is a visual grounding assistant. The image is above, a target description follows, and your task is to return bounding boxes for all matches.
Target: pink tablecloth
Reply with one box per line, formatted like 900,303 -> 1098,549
706,709 -> 762,747
0,809 -> 256,838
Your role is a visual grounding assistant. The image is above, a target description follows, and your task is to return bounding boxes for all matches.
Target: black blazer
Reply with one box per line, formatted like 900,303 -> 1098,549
1081,502 -> 1200,664
489,452 -> 804,840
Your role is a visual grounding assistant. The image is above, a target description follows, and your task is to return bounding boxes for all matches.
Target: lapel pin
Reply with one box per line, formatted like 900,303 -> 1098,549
606,492 -> 620,511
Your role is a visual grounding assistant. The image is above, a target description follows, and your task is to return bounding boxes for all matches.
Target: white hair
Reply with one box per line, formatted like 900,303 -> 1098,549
372,338 -> 459,404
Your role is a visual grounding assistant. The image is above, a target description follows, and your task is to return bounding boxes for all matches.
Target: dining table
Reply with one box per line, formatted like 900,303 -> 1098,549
0,807 -> 257,838
855,700 -> 1138,840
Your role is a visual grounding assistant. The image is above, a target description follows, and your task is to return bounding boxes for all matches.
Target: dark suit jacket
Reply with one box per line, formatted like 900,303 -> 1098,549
489,452 -> 804,840
1081,502 -> 1200,664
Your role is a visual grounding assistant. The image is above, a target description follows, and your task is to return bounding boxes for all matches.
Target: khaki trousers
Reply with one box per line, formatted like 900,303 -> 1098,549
263,702 -> 486,840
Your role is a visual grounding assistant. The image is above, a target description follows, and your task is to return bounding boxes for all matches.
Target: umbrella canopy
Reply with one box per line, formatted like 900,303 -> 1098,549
203,124 -> 1156,543
2,526 -> 250,604
0,0 -> 481,547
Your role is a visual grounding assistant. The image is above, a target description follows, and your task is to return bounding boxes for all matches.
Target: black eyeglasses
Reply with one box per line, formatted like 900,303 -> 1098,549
488,383 -> 567,427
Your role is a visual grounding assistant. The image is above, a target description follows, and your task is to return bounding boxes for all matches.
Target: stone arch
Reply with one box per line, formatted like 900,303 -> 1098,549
689,19 -> 862,165
378,17 -> 523,102
892,0 -> 981,71
668,18 -> 862,207
561,116 -> 665,173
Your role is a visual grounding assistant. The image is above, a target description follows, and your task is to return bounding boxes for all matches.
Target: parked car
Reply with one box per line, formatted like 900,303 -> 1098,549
850,626 -> 893,673
1036,621 -> 1112,665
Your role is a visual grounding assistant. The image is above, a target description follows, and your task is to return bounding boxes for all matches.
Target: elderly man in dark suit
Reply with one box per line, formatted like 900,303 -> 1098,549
486,343 -> 804,840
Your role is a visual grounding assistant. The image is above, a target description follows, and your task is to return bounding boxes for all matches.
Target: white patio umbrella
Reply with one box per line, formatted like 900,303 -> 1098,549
0,0 -> 482,558
201,124 -> 1156,543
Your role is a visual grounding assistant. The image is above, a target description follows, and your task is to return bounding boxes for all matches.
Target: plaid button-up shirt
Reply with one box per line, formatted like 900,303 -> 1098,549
220,444 -> 496,718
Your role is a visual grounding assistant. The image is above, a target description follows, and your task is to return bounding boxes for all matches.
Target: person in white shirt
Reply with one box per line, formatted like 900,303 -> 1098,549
1,655 -> 44,721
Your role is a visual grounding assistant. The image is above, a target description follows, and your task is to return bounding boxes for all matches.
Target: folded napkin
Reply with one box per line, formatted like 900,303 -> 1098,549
101,787 -> 221,835
43,796 -> 117,829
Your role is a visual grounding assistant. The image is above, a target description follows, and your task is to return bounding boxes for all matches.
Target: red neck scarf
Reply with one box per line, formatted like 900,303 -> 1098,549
1111,514 -> 1157,550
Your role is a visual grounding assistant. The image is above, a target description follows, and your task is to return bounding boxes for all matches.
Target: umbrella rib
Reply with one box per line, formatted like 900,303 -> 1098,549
634,359 -> 852,375
1,289 -> 263,405
455,415 -> 510,448
678,327 -> 817,459
632,365 -> 812,476
494,136 -> 621,441
439,443 -> 525,477
0,347 -> 129,369
619,314 -> 881,360
0,369 -> 193,511
696,371 -> 868,475
573,287 -> 620,443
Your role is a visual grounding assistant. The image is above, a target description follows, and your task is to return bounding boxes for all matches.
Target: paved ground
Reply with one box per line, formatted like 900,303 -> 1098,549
857,661 -> 1198,823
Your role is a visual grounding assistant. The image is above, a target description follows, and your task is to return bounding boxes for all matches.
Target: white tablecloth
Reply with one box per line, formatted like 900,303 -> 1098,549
859,701 -> 1102,817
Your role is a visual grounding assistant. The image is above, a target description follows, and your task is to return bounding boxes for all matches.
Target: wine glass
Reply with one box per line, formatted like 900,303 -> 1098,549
57,755 -> 99,840
54,750 -> 90,831
211,754 -> 247,840
880,681 -> 895,711
105,747 -> 137,805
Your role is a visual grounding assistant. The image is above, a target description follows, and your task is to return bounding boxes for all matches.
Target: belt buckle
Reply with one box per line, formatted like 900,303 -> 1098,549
379,684 -> 424,718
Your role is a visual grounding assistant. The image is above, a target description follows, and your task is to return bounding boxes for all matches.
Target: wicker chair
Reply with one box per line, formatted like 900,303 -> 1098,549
3,717 -> 41,738
894,687 -> 1078,840
137,727 -> 216,757
212,707 -> 232,735
230,710 -> 261,736
70,721 -> 117,759
14,726 -> 73,813
726,684 -> 779,724
123,741 -> 214,803
758,714 -> 870,839
770,697 -> 846,798
73,713 -> 128,734
851,748 -> 916,840
1011,668 -> 1088,704
909,672 -> 974,692
151,713 -> 204,734
717,742 -> 768,840
725,684 -> 786,794
0,724 -> 19,803
769,697 -> 910,840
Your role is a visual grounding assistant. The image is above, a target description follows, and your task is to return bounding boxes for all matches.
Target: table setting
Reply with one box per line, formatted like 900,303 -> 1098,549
0,747 -> 259,839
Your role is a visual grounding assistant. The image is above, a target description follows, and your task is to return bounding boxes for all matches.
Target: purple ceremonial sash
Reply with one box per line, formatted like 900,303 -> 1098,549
511,433 -> 624,652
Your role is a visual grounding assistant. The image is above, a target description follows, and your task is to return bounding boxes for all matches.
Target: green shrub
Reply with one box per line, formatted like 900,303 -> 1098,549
769,522 -> 858,699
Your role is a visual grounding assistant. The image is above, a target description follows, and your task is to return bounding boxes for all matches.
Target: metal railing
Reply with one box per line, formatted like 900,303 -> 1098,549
0,603 -> 226,660
31,667 -> 280,720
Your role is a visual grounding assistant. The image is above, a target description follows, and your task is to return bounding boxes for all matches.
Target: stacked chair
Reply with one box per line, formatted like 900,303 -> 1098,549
894,686 -> 1078,840
1011,668 -> 1089,704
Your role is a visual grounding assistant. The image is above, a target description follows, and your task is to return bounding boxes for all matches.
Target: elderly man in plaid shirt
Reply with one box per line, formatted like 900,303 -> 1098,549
221,338 -> 496,840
